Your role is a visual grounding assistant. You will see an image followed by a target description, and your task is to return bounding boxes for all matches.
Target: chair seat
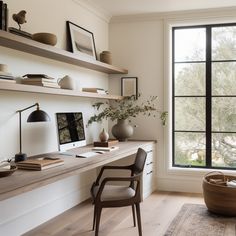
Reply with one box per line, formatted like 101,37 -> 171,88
93,184 -> 135,201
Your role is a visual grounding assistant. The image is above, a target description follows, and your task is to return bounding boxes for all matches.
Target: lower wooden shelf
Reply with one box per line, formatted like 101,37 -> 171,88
0,82 -> 123,100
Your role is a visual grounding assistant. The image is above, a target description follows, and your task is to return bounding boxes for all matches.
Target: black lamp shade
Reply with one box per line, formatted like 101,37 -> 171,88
27,110 -> 50,122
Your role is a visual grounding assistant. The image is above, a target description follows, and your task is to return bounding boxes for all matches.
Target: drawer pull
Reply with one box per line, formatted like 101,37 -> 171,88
146,162 -> 153,166
147,171 -> 153,175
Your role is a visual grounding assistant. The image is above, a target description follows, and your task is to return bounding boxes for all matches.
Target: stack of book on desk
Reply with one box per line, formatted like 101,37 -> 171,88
21,74 -> 60,88
16,157 -> 64,170
94,139 -> 119,147
82,87 -> 107,94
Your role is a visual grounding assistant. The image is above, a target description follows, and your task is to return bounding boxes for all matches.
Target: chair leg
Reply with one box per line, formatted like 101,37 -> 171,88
95,206 -> 102,236
135,203 -> 142,236
132,204 -> 136,227
92,205 -> 96,231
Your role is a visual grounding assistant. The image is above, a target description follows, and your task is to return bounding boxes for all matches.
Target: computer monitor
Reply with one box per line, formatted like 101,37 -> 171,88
56,112 -> 86,152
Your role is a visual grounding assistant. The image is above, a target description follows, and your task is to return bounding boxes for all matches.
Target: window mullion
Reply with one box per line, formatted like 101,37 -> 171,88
206,26 -> 212,167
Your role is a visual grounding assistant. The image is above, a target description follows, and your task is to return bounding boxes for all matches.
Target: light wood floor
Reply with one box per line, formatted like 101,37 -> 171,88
24,191 -> 204,236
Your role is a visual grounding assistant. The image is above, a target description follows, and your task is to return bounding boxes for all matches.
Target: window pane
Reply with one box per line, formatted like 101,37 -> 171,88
212,133 -> 236,167
174,28 -> 206,62
175,97 -> 205,131
212,62 -> 236,95
212,97 -> 236,132
175,63 -> 205,96
212,26 -> 236,60
175,132 -> 206,166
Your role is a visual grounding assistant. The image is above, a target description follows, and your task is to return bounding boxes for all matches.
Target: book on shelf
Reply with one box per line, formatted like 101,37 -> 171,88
82,88 -> 107,94
16,158 -> 64,170
22,78 -> 56,83
94,139 -> 119,147
21,80 -> 60,88
0,78 -> 16,83
8,27 -> 32,39
23,74 -> 55,80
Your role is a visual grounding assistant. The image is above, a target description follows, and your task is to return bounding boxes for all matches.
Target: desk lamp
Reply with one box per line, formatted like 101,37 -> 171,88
14,103 -> 50,162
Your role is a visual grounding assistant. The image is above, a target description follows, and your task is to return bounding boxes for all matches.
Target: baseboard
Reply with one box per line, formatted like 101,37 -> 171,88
157,177 -> 203,193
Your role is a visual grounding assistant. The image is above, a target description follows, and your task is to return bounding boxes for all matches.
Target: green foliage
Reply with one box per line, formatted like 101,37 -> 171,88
87,95 -> 168,126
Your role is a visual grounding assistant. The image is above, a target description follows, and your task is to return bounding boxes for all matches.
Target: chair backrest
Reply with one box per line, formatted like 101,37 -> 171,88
133,148 -> 147,175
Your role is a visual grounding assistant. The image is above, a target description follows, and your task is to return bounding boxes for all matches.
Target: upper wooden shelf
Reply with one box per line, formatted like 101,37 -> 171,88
0,30 -> 128,74
0,82 -> 123,100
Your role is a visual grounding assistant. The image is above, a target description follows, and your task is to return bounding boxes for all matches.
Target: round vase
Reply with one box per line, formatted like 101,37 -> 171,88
99,128 -> 109,142
111,119 -> 134,142
100,51 -> 112,64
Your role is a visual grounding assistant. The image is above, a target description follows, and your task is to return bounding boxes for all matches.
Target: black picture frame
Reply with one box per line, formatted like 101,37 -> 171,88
121,77 -> 138,99
67,21 -> 97,60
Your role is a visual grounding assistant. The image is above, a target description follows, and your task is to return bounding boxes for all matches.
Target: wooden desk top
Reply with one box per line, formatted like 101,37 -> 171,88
0,141 -> 155,201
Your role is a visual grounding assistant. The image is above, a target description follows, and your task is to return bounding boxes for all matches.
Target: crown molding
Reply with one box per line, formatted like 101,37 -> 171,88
110,6 -> 236,23
72,0 -> 112,23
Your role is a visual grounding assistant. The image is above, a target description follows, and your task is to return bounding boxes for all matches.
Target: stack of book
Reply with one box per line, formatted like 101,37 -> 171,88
94,139 -> 119,147
0,1 -> 8,31
16,157 -> 64,170
21,74 -> 60,88
0,72 -> 16,83
82,87 -> 107,94
8,27 -> 32,39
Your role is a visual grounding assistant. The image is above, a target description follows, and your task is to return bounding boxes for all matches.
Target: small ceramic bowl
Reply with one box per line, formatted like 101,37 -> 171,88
32,33 -> 57,46
0,165 -> 17,178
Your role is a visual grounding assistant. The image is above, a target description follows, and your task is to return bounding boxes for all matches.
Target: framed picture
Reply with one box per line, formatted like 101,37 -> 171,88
67,21 -> 97,60
121,77 -> 138,99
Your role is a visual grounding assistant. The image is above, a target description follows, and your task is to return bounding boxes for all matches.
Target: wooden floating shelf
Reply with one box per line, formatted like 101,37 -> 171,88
0,30 -> 128,74
0,82 -> 123,100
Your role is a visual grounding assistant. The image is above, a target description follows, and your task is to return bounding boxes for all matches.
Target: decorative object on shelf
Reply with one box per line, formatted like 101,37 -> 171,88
9,10 -> 32,39
67,21 -> 97,60
100,51 -> 112,64
14,103 -> 50,162
99,128 -> 109,142
0,1 -> 8,31
58,75 -> 76,90
32,32 -> 57,46
88,94 -> 168,141
121,77 -> 138,99
13,10 -> 26,30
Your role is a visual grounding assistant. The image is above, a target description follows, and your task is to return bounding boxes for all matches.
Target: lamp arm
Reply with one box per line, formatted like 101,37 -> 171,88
17,103 -> 39,154
17,103 -> 39,113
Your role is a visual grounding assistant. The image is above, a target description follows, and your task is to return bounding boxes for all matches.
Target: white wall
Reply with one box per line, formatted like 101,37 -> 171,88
0,0 -> 110,235
109,7 -> 236,194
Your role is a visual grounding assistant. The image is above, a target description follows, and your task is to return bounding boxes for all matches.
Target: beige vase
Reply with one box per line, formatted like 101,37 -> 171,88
100,51 -> 112,64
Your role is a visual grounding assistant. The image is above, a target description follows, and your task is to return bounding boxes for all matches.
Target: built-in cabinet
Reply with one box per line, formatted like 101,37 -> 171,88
142,143 -> 156,199
0,30 -> 128,100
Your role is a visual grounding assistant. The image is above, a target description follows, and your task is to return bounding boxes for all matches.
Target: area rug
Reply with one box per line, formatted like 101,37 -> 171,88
164,204 -> 236,236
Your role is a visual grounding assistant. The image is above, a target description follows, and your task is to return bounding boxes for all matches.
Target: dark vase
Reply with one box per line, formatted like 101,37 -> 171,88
111,119 -> 134,141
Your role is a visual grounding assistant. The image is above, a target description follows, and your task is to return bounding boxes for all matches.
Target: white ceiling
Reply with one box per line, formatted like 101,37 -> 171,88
88,0 -> 236,16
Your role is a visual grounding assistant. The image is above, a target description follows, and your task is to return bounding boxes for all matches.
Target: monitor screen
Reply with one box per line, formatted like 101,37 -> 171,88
56,112 -> 86,151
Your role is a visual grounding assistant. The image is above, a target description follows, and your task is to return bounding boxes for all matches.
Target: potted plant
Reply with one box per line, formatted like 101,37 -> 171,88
88,95 -> 168,141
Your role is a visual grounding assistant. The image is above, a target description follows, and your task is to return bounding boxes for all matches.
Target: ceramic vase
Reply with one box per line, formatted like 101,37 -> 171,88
111,119 -> 134,142
99,128 -> 109,142
100,51 -> 112,64
58,75 -> 76,90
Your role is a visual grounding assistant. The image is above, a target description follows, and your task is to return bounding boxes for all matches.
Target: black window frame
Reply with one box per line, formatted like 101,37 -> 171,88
172,22 -> 236,170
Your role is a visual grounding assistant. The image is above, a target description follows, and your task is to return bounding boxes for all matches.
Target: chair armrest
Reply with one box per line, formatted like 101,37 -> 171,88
95,165 -> 133,185
95,175 -> 141,200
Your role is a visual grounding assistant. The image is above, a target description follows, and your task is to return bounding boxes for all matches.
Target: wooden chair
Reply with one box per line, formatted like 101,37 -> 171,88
90,148 -> 147,236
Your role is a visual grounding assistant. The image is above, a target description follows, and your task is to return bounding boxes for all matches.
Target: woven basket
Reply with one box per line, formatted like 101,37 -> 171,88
203,171 -> 236,216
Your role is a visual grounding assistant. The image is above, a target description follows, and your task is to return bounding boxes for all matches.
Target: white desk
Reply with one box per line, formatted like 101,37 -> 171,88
0,140 -> 156,201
